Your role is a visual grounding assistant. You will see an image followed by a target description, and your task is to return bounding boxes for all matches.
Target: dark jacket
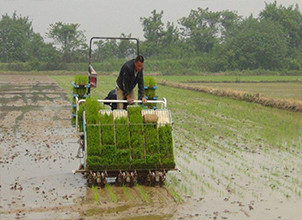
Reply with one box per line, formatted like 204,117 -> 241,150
116,59 -> 144,99
104,89 -> 128,110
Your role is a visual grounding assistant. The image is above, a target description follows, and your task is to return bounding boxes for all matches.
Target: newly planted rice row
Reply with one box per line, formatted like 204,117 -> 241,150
175,122 -> 301,198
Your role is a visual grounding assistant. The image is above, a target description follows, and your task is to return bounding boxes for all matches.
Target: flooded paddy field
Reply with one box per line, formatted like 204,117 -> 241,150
0,75 -> 177,220
1,74 -> 301,220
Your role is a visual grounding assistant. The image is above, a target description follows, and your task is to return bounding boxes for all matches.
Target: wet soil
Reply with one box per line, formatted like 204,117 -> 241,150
0,75 -> 177,220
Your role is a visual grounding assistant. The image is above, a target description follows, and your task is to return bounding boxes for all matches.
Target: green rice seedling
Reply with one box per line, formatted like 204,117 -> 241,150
100,145 -> 117,169
144,76 -> 156,88
87,156 -> 102,170
145,154 -> 161,168
86,98 -> 102,123
73,87 -> 87,96
144,89 -> 156,98
105,184 -> 117,203
86,98 -> 102,156
100,112 -> 115,145
92,185 -> 100,203
144,76 -> 150,87
158,125 -> 175,168
115,116 -> 130,149
122,185 -> 132,201
115,149 -> 131,169
128,106 -> 145,168
136,184 -> 150,203
75,75 -> 89,85
87,126 -> 101,156
144,122 -> 160,168
165,180 -> 182,203
78,104 -> 85,132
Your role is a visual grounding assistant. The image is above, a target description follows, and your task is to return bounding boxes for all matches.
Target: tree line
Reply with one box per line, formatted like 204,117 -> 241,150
0,1 -> 301,73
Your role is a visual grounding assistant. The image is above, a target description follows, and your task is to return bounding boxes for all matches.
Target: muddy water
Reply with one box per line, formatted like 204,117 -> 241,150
0,75 -> 86,219
0,75 -> 177,220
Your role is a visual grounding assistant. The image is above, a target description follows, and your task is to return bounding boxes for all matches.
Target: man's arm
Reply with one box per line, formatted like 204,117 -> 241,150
138,70 -> 147,104
138,70 -> 144,100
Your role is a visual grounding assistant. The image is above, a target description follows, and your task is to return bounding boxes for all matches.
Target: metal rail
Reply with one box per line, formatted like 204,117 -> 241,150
75,97 -> 167,131
89,37 -> 140,65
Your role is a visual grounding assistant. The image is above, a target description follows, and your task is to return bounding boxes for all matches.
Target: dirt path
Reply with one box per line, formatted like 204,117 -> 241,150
0,75 -> 177,220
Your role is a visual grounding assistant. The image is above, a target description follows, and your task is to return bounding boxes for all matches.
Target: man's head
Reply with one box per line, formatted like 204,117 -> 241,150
134,55 -> 144,72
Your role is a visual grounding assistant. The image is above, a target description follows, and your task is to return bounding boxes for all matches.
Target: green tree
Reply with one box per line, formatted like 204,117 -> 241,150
116,33 -> 136,58
92,39 -> 117,61
47,22 -> 87,62
226,17 -> 288,70
0,12 -> 60,69
219,10 -> 241,41
140,10 -> 165,57
260,1 -> 302,53
179,8 -> 221,53
0,12 -> 33,62
259,1 -> 302,69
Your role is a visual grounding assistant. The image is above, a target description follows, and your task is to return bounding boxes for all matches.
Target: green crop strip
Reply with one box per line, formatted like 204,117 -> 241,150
159,125 -> 175,168
144,122 -> 160,168
115,116 -> 130,149
100,112 -> 115,145
128,106 -> 146,168
86,98 -> 102,157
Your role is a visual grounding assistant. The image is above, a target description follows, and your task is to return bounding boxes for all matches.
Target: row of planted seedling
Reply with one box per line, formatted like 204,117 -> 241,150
83,98 -> 175,170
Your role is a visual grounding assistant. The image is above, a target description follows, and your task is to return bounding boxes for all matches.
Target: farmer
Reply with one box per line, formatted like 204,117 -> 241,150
116,55 -> 147,109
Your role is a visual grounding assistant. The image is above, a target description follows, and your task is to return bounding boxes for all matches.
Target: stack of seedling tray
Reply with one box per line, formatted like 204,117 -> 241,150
141,76 -> 158,109
71,75 -> 90,127
85,104 -> 175,171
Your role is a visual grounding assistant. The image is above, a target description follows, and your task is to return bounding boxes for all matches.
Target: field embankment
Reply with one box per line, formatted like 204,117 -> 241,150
158,80 -> 302,112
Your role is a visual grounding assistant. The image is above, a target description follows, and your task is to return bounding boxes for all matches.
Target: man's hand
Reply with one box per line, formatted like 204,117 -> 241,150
127,97 -> 134,105
142,97 -> 147,104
